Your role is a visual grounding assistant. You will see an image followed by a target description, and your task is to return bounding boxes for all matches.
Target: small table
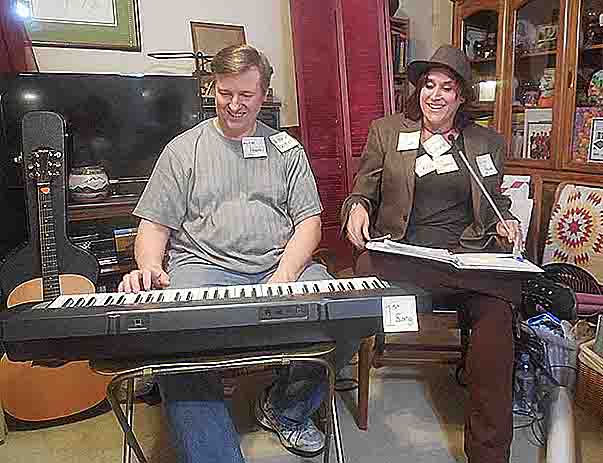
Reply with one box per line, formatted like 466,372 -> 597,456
91,342 -> 344,463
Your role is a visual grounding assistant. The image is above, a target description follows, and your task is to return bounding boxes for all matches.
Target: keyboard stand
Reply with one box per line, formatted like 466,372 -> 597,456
90,342 -> 345,463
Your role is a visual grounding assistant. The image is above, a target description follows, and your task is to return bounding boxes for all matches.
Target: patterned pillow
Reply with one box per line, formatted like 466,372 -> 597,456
542,184 -> 603,284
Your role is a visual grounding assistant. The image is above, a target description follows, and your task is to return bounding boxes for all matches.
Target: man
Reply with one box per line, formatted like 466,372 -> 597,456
119,44 -> 357,463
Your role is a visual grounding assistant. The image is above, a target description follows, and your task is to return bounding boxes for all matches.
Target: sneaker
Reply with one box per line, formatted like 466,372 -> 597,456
254,387 -> 326,457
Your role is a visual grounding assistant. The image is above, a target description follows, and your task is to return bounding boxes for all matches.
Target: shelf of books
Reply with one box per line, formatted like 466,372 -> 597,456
390,16 -> 409,113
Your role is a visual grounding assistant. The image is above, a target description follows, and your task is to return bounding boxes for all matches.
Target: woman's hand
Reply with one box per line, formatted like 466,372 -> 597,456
496,220 -> 523,250
346,203 -> 371,249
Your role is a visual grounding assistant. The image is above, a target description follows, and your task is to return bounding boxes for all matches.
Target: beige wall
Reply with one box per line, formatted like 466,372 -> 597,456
396,0 -> 453,60
33,0 -> 299,126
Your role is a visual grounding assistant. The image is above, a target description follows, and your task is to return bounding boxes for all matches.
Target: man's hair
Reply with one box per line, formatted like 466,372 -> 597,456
211,44 -> 274,94
404,67 -> 473,129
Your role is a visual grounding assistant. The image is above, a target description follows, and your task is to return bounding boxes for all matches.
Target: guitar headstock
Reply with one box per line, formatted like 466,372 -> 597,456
25,147 -> 63,182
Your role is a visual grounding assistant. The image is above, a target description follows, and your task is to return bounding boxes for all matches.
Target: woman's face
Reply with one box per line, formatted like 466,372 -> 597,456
419,70 -> 465,129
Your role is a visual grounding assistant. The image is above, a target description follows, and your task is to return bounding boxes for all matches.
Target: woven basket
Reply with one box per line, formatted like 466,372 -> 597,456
576,339 -> 603,422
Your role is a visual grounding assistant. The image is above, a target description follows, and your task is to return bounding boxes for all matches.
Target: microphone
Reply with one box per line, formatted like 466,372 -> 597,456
447,134 -> 523,258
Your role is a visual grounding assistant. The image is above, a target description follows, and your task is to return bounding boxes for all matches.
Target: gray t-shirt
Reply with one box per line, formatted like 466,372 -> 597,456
134,118 -> 322,274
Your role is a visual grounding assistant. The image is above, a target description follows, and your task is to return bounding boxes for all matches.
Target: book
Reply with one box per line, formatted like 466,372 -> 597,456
366,239 -> 543,273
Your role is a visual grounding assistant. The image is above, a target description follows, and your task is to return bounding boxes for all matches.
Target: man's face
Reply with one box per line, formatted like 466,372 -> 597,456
215,67 -> 266,139
419,70 -> 465,129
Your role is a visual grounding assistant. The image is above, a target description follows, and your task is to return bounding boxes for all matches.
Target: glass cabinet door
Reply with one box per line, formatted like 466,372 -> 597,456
567,0 -> 603,170
461,8 -> 500,129
455,4 -> 500,128
508,0 -> 562,164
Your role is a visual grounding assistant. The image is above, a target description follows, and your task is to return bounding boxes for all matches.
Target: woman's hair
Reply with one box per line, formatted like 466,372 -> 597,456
404,67 -> 474,129
211,44 -> 274,94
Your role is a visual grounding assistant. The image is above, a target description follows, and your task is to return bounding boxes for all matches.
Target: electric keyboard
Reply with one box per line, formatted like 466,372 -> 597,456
0,277 -> 431,362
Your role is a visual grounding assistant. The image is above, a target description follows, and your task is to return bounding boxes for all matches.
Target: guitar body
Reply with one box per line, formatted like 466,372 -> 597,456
0,241 -> 99,303
6,274 -> 96,308
0,112 -> 111,424
0,276 -> 112,422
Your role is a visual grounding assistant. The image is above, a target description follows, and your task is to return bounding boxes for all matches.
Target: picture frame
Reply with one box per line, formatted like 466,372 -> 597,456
463,25 -> 488,60
190,21 -> 246,57
523,108 -> 552,160
190,22 -> 246,96
22,0 -> 141,51
588,117 -> 603,162
535,23 -> 558,51
573,107 -> 603,162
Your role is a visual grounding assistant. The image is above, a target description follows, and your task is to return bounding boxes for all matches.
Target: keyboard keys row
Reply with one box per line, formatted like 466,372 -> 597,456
48,277 -> 389,309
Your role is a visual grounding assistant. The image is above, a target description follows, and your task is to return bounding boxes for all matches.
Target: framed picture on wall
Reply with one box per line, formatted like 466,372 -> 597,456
190,22 -> 246,57
21,0 -> 141,51
190,22 -> 246,96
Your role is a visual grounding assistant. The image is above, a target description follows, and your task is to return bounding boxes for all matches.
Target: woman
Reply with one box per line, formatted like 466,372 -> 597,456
341,45 -> 522,463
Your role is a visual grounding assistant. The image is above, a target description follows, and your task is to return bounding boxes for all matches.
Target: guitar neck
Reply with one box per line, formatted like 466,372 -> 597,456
37,182 -> 61,301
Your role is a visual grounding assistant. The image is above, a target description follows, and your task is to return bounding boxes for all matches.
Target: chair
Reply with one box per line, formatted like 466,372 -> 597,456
91,343 -> 345,463
0,396 -> 6,444
354,174 -> 542,430
541,181 -> 603,317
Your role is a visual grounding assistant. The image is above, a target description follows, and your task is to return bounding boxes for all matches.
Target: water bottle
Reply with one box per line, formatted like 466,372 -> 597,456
513,352 -> 538,415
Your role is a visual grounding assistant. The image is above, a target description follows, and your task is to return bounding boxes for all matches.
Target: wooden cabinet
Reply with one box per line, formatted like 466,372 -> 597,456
290,0 -> 393,261
454,0 -> 603,260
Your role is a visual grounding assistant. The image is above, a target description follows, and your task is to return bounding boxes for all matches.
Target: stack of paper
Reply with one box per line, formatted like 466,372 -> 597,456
366,240 -> 543,273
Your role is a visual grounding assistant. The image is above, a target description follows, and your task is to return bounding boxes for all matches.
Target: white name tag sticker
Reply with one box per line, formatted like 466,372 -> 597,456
397,131 -> 421,151
415,154 -> 436,177
476,153 -> 498,177
422,134 -> 451,158
269,131 -> 300,153
382,296 -> 419,333
434,154 -> 459,174
242,137 -> 268,158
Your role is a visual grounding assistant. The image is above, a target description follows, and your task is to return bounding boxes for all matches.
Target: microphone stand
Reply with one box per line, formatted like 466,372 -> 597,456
446,134 -> 523,258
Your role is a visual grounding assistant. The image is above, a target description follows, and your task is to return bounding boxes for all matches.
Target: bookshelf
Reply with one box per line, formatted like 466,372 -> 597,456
389,16 -> 409,114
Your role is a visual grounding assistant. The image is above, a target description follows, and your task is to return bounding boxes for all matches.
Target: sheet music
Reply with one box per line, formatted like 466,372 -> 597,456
366,240 -> 543,273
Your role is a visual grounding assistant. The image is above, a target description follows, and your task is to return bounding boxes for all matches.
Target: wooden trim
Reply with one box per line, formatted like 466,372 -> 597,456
378,1 -> 394,117
495,0 -> 511,134
288,0 -> 311,151
334,0 -> 353,193
550,0 -> 570,172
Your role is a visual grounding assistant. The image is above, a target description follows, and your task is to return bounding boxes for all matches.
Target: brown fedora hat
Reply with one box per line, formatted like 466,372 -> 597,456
407,45 -> 473,97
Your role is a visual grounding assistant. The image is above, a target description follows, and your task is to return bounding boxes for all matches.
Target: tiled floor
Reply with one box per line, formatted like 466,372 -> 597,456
1,362 -> 601,463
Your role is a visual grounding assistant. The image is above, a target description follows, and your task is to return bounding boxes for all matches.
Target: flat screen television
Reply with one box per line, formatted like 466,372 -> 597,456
0,73 -> 201,260
0,72 -> 202,186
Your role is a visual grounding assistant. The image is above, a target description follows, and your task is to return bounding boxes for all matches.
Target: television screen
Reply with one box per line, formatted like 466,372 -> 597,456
0,72 -> 201,185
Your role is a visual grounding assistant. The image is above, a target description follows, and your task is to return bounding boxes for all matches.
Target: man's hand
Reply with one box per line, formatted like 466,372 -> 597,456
266,270 -> 295,284
346,203 -> 371,249
496,220 -> 523,248
118,267 -> 170,293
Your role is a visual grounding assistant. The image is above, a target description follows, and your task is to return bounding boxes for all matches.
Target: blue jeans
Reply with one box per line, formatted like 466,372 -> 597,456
158,262 -> 358,463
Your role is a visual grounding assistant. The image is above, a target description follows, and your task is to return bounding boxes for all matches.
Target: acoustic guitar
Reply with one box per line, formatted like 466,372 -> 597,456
0,113 -> 111,423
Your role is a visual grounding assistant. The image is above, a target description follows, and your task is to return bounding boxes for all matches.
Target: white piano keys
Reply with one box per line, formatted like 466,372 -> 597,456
46,276 -> 390,309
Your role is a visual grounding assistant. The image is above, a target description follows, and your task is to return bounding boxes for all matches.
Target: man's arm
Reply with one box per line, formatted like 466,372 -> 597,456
118,219 -> 171,292
267,215 -> 322,283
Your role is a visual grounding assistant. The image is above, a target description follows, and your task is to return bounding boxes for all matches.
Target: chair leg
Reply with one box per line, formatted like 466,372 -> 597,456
123,378 -> 135,463
331,394 -> 345,463
357,338 -> 372,430
0,398 -> 6,445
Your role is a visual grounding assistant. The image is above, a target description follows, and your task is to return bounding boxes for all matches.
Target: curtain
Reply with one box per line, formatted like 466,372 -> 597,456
0,0 -> 38,72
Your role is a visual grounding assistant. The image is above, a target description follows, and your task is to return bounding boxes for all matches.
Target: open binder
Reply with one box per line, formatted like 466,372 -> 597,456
366,239 -> 543,274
